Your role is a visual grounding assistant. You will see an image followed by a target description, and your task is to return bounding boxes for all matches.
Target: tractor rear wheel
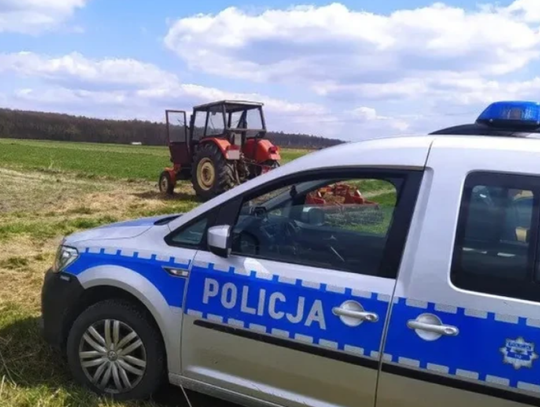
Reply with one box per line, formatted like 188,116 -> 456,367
192,143 -> 236,201
159,171 -> 174,195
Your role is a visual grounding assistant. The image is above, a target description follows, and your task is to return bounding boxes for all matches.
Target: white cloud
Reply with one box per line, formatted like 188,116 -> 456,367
351,107 -> 379,121
7,48 -> 540,140
8,1 -> 540,141
0,51 -> 328,134
0,0 -> 87,34
14,87 -> 129,106
313,69 -> 540,112
161,0 -> 540,138
138,83 -> 326,116
349,107 -> 410,131
0,51 -> 179,90
8,84 -> 332,136
164,1 -> 540,92
503,0 -> 540,23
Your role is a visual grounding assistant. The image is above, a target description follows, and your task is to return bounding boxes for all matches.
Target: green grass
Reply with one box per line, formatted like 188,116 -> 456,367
373,191 -> 396,207
324,191 -> 397,235
0,216 -> 121,241
0,138 -> 310,181
0,201 -> 202,242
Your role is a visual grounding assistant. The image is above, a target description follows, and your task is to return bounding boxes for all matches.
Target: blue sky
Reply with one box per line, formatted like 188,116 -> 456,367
0,0 -> 538,140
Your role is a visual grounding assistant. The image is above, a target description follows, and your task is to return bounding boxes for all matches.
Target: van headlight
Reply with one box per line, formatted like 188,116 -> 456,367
52,245 -> 79,273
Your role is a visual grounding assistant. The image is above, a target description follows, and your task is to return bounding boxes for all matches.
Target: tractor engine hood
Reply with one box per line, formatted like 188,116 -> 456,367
64,214 -> 182,244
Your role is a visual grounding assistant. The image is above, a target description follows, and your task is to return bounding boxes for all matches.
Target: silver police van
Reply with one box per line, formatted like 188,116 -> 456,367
41,101 -> 540,406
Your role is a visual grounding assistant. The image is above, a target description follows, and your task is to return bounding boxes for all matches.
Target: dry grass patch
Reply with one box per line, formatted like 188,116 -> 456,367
0,169 -> 198,242
0,236 -> 58,311
0,168 -> 108,214
0,169 -> 206,406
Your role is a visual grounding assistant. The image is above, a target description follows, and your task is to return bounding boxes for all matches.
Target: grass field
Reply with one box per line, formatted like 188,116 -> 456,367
0,138 -> 394,407
0,139 -> 307,181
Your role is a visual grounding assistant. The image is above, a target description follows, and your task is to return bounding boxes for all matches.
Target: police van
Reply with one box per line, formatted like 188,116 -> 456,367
41,101 -> 540,407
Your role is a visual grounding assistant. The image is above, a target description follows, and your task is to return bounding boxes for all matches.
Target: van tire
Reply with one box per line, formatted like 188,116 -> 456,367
66,299 -> 165,401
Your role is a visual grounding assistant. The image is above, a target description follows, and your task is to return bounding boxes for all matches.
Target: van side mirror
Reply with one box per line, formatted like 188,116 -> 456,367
207,225 -> 231,257
302,207 -> 325,226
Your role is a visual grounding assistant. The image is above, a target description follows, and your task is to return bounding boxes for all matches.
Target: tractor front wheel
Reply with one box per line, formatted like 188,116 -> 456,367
192,143 -> 236,201
159,171 -> 174,195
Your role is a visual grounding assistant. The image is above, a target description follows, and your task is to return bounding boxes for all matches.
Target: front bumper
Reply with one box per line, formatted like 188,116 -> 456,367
41,269 -> 84,351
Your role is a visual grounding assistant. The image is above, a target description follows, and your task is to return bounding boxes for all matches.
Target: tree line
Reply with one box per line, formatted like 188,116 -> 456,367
0,108 -> 343,149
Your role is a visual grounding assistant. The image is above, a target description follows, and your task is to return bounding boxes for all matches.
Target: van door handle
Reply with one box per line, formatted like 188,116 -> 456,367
332,307 -> 379,323
407,320 -> 459,336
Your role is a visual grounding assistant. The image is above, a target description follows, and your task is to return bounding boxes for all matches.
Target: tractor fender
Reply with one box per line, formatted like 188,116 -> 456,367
255,139 -> 281,162
198,138 -> 241,160
243,139 -> 281,162
199,138 -> 231,156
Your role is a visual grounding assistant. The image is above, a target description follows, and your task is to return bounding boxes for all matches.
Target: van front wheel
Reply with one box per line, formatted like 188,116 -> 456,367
66,299 -> 165,401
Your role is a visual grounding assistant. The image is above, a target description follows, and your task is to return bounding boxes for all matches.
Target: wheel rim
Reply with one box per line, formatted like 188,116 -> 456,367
79,319 -> 147,394
197,158 -> 215,191
160,175 -> 169,192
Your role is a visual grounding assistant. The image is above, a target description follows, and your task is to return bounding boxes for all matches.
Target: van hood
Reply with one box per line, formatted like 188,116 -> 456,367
65,214 -> 182,244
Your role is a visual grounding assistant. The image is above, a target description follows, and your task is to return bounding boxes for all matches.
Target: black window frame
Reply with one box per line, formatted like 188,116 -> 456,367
451,171 -> 540,301
210,167 -> 424,279
165,208 -> 218,250
164,197 -> 240,250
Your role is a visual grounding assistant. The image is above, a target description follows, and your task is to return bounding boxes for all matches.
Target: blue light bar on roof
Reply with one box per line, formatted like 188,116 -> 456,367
477,101 -> 540,126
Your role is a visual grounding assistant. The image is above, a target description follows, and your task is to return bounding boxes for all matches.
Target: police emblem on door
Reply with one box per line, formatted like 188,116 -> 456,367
500,337 -> 538,369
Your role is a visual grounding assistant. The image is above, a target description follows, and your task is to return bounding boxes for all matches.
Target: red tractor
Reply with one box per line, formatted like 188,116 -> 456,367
159,100 -> 281,201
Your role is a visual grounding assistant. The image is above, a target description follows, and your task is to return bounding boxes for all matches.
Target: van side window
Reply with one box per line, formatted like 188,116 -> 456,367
451,172 -> 540,300
230,176 -> 404,276
167,217 -> 209,248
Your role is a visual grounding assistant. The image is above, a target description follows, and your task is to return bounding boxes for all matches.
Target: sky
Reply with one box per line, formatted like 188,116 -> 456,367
1,0 -> 540,141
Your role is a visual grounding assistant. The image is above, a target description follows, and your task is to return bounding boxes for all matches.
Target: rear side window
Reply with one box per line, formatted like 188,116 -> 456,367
451,172 -> 540,300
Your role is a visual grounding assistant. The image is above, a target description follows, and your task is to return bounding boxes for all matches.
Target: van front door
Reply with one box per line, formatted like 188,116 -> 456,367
180,169 -> 422,407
